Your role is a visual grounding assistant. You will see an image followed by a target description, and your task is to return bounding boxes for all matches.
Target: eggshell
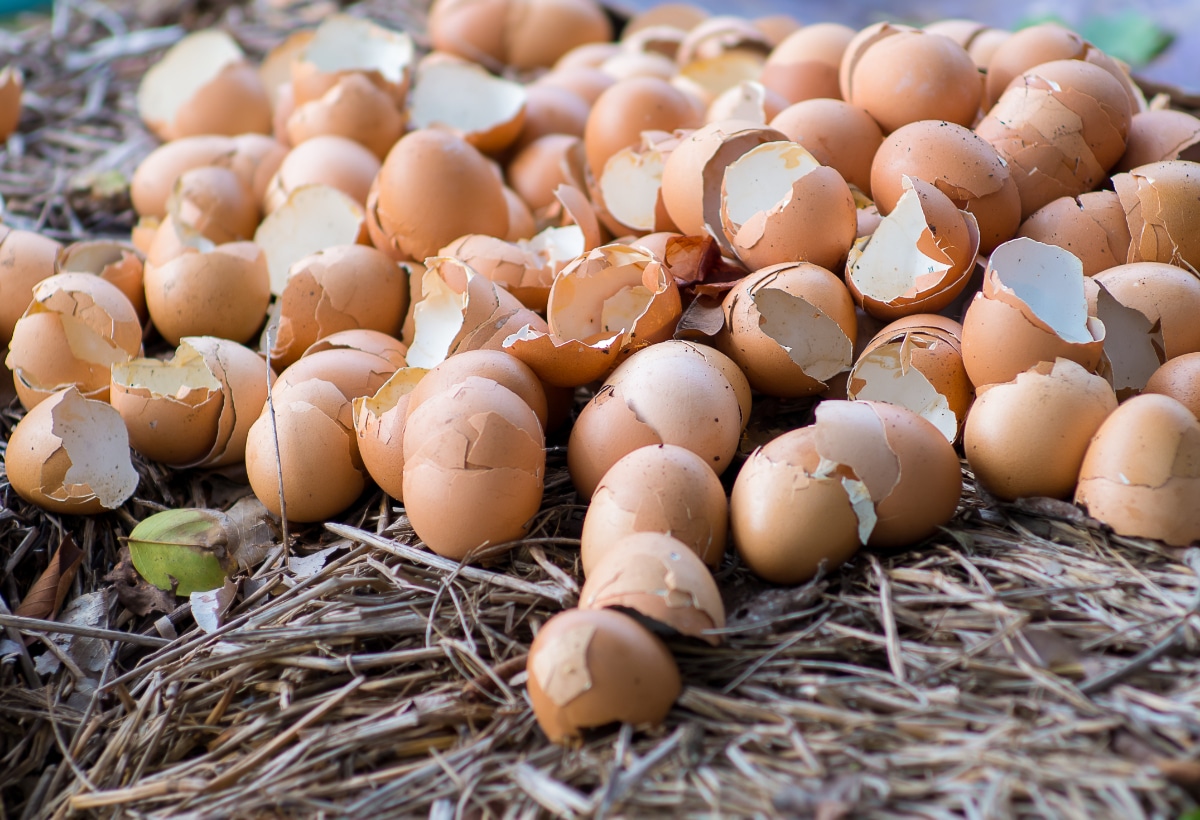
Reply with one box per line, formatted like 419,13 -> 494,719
290,14 -> 414,107
286,73 -> 405,160
534,65 -> 615,105
56,240 -> 147,325
508,134 -> 581,213
263,135 -> 381,214
0,66 -> 22,141
596,131 -> 680,235
0,228 -> 64,347
4,387 -> 139,515
301,329 -> 408,367
136,30 -> 271,141
526,607 -> 679,744
1075,393 -> 1200,546
270,244 -> 408,370
143,241 -> 271,346
718,261 -> 856,397
404,348 -> 547,431
245,377 -> 366,522
964,359 -> 1117,500
167,165 -> 260,245
1116,110 -> 1200,171
848,314 -> 972,442
374,129 -> 508,263
1145,353 -> 1200,420
184,336 -> 273,468
1016,191 -> 1130,277
353,366 -> 426,501
402,376 -> 545,560
1112,161 -> 1200,272
583,76 -> 702,179
961,238 -> 1104,388
6,273 -> 141,410
274,348 -> 398,403
439,233 -> 547,311
408,58 -> 526,155
580,531 -> 725,644
870,120 -> 1020,253
581,444 -> 728,572
720,140 -> 857,272
768,98 -> 883,195
253,184 -> 369,295
130,136 -> 236,219
1094,262 -> 1200,362
760,23 -> 854,104
704,80 -> 786,126
430,0 -> 612,71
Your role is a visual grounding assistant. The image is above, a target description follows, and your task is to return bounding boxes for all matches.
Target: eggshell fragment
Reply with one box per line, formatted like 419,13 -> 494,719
7,273 -> 142,410
286,73 -> 406,160
166,165 -> 260,246
1075,393 -> 1200,546
845,176 -> 979,320
580,531 -> 725,645
253,184 -> 368,295
263,135 -> 381,214
848,314 -> 972,442
0,228 -> 63,347
581,444 -> 728,572
964,359 -> 1117,501
1116,110 -> 1200,171
408,58 -> 526,155
961,238 -> 1104,388
404,348 -> 548,431
439,234 -> 547,311
136,29 -> 271,141
719,262 -> 856,397
596,131 -> 680,235
5,387 -> 139,515
402,376 -> 545,560
526,607 -> 680,744
273,348 -> 398,405
1112,161 -> 1200,272
302,329 -> 408,367
291,14 -> 414,107
0,66 -> 23,141
184,336 -> 273,468
56,240 -> 147,325
130,135 -> 286,219
1016,191 -> 1130,277
353,366 -> 426,501
583,76 -> 702,179
768,98 -> 883,195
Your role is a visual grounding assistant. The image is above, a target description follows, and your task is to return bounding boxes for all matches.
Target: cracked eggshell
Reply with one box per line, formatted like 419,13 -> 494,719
1113,161 -> 1200,272
596,131 -> 680,236
144,240 -> 271,346
961,238 -> 1105,388
110,342 -> 225,466
769,98 -> 883,195
273,348 -> 398,404
263,135 -> 381,214
56,240 -> 147,326
5,387 -> 139,515
567,344 -> 742,498
583,76 -> 702,180
439,234 -> 546,311
526,607 -> 679,745
130,135 -> 286,220
1075,393 -> 1200,546
167,166 -> 260,246
848,30 -> 981,133
508,134 -> 581,213
870,120 -> 1020,254
254,184 -> 369,295
270,244 -> 408,370
719,262 -> 856,398
838,22 -> 914,102
705,80 -> 787,126
501,327 -> 621,388
510,84 -> 589,154
1094,262 -> 1200,362
720,140 -> 856,272
286,73 -> 406,160
246,377 -> 365,522
730,425 -> 864,584
1145,353 -> 1200,420
404,348 -> 548,431
184,336 -> 272,468
848,314 -> 972,443
813,400 -> 961,549
1116,110 -> 1200,172
846,176 -> 979,320
659,120 -> 785,250
1017,191 -> 1130,277
581,443 -> 728,572
408,58 -> 526,155
354,366 -> 426,501
402,376 -> 545,560
964,358 -> 1117,501
302,329 -> 408,367
7,273 -> 141,410
291,14 -> 414,108
136,29 -> 271,141
374,129 -> 508,263
580,531 -> 725,645
0,228 -> 63,347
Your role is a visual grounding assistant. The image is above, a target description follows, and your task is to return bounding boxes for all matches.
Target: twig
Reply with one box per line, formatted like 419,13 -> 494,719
0,614 -> 171,647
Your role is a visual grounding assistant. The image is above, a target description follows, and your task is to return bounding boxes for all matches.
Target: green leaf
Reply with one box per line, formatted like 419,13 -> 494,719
1177,810 -> 1200,820
128,509 -> 234,596
1014,13 -> 1070,31
1081,11 -> 1174,68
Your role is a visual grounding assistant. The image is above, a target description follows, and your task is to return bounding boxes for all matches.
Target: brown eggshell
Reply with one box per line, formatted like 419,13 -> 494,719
526,607 -> 679,744
136,30 -> 271,141
769,98 -> 883,195
130,136 -> 236,219
144,241 -> 271,346
1113,161 -> 1200,273
402,376 -> 545,560
719,262 -> 856,397
961,238 -> 1104,388
408,58 -> 526,155
374,129 -> 508,263
274,348 -> 398,403
580,531 -> 725,645
184,336 -> 273,468
0,228 -> 63,347
439,234 -> 546,310
1145,353 -> 1200,420
596,131 -> 680,236
964,358 -> 1116,501
1116,110 -> 1200,172
353,366 -> 426,501
290,14 -> 414,107
534,65 -> 615,105
581,444 -> 728,572
1017,191 -> 1130,277
730,425 -> 863,584
286,73 -> 405,160
6,273 -> 141,410
264,135 -> 381,215
253,184 -> 369,295
848,30 -> 981,133
246,377 -> 366,522
705,80 -> 787,126
870,120 -> 1020,254
760,23 -> 854,104
583,76 -> 702,179
848,314 -> 972,442
1075,393 -> 1200,546
1094,262 -> 1200,363
508,134 -> 581,213
0,66 -> 22,141
167,165 -> 260,245
501,327 -> 621,388
56,240 -> 147,325
270,244 -> 408,370
302,329 -> 408,367
4,387 -> 139,515
405,348 -> 548,431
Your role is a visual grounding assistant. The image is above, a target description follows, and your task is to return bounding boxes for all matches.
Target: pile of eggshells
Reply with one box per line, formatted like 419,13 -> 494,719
3,0 -> 1200,742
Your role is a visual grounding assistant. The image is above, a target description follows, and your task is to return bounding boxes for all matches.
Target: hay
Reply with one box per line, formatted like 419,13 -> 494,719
2,2 -> 1200,818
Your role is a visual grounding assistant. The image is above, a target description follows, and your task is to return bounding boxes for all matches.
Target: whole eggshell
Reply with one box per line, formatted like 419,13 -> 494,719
583,76 -> 703,179
581,443 -> 728,572
526,607 -> 680,744
1145,353 -> 1200,420
760,23 -> 854,104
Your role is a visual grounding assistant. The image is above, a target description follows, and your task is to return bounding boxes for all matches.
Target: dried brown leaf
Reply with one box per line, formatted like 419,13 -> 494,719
14,535 -> 84,621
